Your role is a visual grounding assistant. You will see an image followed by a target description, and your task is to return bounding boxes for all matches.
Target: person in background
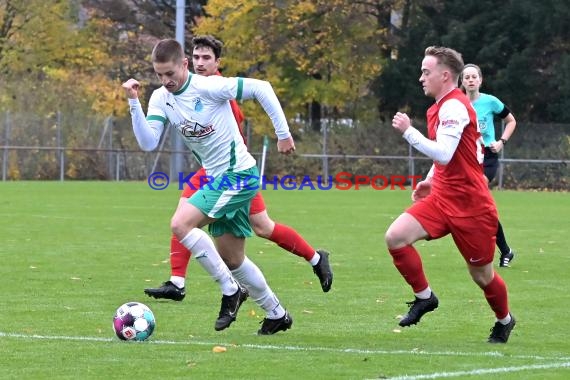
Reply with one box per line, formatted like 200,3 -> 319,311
461,63 -> 517,267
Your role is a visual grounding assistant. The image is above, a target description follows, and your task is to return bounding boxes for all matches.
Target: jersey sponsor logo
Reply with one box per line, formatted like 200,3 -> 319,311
174,120 -> 215,139
441,119 -> 459,127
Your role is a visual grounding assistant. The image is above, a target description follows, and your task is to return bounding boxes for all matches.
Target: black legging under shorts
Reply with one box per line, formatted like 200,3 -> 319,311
483,147 -> 499,182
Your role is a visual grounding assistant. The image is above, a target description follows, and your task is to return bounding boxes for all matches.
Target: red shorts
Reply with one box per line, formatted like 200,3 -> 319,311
406,197 -> 498,266
180,167 -> 266,215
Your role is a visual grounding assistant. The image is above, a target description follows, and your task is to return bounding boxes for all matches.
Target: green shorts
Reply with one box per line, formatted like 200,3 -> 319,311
188,166 -> 260,237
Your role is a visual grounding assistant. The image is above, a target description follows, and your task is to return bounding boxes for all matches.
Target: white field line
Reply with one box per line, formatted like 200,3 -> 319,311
380,361 -> 570,380
1,331 -> 569,363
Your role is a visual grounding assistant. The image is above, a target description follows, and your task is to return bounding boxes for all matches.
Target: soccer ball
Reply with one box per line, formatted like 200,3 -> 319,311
113,302 -> 156,341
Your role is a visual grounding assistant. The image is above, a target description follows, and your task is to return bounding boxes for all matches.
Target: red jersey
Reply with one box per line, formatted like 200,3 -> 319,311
427,88 -> 496,217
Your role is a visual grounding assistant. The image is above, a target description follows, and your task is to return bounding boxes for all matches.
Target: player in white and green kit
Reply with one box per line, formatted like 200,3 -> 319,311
122,39 -> 295,335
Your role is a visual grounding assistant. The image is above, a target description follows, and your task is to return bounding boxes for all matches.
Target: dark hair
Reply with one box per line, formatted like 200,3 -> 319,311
191,35 -> 224,59
424,46 -> 464,81
151,39 -> 185,64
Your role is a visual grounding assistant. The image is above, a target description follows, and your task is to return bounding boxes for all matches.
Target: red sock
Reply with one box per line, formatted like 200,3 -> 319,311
170,234 -> 191,277
269,223 -> 315,261
482,272 -> 510,319
388,245 -> 429,293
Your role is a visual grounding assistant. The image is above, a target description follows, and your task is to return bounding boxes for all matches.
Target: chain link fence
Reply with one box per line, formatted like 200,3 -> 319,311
1,111 -> 568,190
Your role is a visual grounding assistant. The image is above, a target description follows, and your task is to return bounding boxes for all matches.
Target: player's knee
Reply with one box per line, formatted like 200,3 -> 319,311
385,226 -> 406,249
222,255 -> 244,270
170,216 -> 187,240
252,221 -> 273,238
384,228 -> 396,247
469,264 -> 494,288
250,214 -> 274,238
384,230 -> 395,248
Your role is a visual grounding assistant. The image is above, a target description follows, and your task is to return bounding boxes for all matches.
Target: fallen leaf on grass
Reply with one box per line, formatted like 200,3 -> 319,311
212,346 -> 227,353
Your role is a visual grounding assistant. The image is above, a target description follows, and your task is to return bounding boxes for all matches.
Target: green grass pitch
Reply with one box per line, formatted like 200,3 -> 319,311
0,182 -> 568,379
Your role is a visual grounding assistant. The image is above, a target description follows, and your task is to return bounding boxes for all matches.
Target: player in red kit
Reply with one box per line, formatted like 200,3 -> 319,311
385,46 -> 515,343
144,35 -> 333,304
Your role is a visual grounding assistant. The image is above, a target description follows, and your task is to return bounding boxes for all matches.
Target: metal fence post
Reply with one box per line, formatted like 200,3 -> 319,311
323,123 -> 329,185
116,151 -> 121,181
408,144 -> 415,181
57,111 -> 64,181
2,112 -> 11,181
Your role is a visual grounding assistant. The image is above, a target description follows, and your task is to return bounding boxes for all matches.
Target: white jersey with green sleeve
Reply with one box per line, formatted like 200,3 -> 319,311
129,72 -> 291,178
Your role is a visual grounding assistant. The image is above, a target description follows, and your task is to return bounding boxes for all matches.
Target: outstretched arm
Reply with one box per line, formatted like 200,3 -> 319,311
239,78 -> 295,154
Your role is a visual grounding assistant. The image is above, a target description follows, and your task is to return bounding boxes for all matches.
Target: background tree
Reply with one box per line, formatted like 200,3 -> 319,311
0,0 -> 126,178
194,0 -> 388,134
372,0 -> 570,122
0,0 -> 566,184
0,0 -> 117,114
83,0 -> 208,93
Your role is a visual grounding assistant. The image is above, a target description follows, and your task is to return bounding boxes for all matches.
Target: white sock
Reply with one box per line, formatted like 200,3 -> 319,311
231,256 -> 285,319
179,229 -> 238,296
498,313 -> 512,325
415,287 -> 432,299
309,252 -> 320,266
169,276 -> 185,289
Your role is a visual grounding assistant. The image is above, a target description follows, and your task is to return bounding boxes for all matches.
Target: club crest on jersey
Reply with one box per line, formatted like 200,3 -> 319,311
193,98 -> 203,112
